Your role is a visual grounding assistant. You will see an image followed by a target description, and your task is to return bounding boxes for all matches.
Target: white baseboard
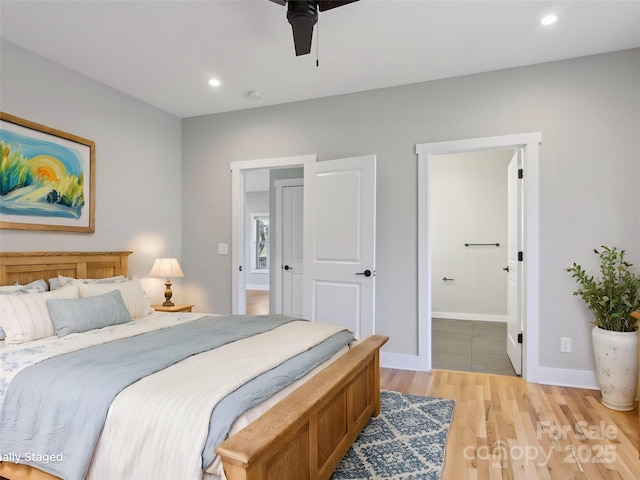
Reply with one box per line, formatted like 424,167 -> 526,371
381,352 -> 422,371
246,284 -> 269,291
381,354 -> 600,391
432,312 -> 507,323
536,366 -> 599,390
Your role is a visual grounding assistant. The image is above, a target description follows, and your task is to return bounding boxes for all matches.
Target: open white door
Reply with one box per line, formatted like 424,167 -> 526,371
281,184 -> 304,316
506,151 -> 523,375
303,155 -> 376,339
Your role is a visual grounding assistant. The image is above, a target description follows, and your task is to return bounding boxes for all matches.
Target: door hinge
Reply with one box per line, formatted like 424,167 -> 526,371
517,332 -> 523,344
518,251 -> 524,262
518,168 -> 524,179
239,266 -> 242,272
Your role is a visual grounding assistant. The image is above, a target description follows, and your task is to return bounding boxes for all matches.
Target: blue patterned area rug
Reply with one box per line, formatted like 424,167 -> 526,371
331,390 -> 455,480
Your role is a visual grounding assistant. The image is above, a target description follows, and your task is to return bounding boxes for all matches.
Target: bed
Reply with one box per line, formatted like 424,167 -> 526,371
0,251 -> 388,480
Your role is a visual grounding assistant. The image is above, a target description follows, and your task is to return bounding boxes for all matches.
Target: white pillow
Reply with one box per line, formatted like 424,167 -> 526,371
78,280 -> 153,319
49,274 -> 127,290
0,279 -> 48,294
0,283 -> 80,344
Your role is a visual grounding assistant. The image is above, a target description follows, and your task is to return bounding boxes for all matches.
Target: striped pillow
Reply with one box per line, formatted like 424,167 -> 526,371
46,289 -> 132,337
0,279 -> 49,340
78,280 -> 153,319
0,284 -> 79,344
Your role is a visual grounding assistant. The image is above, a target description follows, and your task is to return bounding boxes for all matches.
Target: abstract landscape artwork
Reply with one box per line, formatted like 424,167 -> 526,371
0,113 -> 95,232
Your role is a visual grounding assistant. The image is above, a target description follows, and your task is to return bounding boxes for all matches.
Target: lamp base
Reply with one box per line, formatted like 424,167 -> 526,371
163,279 -> 174,307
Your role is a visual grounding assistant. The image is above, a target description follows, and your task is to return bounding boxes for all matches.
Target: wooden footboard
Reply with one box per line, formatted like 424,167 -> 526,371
216,335 -> 389,480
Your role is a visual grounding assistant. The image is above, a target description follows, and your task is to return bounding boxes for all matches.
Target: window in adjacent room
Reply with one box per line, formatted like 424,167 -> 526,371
251,214 -> 269,272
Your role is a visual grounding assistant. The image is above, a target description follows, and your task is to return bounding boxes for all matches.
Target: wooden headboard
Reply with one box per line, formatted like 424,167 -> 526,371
0,251 -> 132,287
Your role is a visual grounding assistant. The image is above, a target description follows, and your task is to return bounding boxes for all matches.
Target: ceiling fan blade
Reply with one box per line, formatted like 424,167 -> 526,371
317,0 -> 359,12
287,1 -> 318,56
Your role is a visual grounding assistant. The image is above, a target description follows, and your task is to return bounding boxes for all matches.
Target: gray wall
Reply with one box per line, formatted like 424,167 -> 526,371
0,40 -> 183,305
182,49 -> 640,376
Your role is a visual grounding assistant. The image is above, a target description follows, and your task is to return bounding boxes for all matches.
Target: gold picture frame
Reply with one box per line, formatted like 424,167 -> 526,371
0,112 -> 95,232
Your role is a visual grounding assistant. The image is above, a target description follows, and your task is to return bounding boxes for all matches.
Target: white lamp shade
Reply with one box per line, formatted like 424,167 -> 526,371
149,258 -> 184,279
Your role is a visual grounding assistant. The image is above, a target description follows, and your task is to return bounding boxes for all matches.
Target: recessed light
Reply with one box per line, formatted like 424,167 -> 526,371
208,78 -> 221,87
247,91 -> 262,100
540,14 -> 557,26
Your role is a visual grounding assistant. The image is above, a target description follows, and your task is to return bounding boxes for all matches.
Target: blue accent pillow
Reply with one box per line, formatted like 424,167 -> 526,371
46,289 -> 132,337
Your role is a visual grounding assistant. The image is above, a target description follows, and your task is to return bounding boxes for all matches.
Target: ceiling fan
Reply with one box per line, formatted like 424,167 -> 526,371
269,0 -> 359,56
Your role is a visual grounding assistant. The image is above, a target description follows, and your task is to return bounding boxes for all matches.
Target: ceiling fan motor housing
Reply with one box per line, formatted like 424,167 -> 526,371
272,0 -> 358,56
287,1 -> 318,26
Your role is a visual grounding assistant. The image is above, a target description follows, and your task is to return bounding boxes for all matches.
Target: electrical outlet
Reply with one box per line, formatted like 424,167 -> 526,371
560,337 -> 572,353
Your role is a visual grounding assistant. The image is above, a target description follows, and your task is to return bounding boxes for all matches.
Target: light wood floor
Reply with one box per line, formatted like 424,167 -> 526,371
246,289 -> 269,315
246,291 -> 639,477
380,368 -> 640,480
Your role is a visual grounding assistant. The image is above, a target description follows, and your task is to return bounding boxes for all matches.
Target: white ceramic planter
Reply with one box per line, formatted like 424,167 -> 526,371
591,326 -> 638,411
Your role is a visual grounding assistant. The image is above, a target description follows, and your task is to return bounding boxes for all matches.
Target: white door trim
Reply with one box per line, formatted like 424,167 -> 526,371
416,133 -> 541,382
274,178 -> 304,314
231,155 -> 317,314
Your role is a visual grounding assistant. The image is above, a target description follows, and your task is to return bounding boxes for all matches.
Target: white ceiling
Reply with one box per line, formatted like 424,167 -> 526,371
1,1 -> 639,119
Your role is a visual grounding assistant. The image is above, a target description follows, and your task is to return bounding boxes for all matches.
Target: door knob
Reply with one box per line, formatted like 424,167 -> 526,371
355,269 -> 372,277
503,266 -> 510,272
283,265 -> 292,270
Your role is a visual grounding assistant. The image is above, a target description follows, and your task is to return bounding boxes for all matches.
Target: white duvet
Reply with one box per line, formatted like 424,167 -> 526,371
0,313 -> 349,480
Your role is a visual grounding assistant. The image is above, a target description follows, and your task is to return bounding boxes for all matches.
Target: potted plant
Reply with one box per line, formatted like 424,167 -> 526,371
567,246 -> 640,411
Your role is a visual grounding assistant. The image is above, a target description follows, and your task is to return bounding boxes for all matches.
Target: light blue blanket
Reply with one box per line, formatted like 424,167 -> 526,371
201,328 -> 354,467
0,314 -> 351,480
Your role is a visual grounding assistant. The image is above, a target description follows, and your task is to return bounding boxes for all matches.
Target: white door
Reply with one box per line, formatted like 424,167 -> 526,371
281,185 -> 304,316
506,151 -> 522,375
303,155 -> 376,339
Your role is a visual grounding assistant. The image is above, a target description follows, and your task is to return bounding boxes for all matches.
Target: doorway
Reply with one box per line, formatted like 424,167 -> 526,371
244,175 -> 305,316
231,154 -> 378,340
231,155 -> 317,315
430,149 -> 517,376
416,133 -> 541,382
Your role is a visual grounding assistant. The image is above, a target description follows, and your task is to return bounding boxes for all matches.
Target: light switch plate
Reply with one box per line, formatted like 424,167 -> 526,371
218,243 -> 229,255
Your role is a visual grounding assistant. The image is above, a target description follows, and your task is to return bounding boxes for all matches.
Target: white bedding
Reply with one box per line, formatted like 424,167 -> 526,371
1,312 -> 350,480
0,311 -> 208,407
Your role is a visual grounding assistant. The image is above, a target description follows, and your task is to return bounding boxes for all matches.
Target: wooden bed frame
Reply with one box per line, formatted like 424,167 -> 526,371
0,251 -> 131,287
0,251 -> 388,480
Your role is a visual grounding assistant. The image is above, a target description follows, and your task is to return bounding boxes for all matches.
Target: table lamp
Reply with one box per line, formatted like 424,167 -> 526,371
149,258 -> 184,307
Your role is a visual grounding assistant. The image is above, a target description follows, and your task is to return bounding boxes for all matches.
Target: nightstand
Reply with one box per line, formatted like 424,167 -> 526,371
152,304 -> 194,313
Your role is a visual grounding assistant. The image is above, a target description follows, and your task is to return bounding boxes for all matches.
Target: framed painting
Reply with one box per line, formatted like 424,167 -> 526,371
0,112 -> 95,232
